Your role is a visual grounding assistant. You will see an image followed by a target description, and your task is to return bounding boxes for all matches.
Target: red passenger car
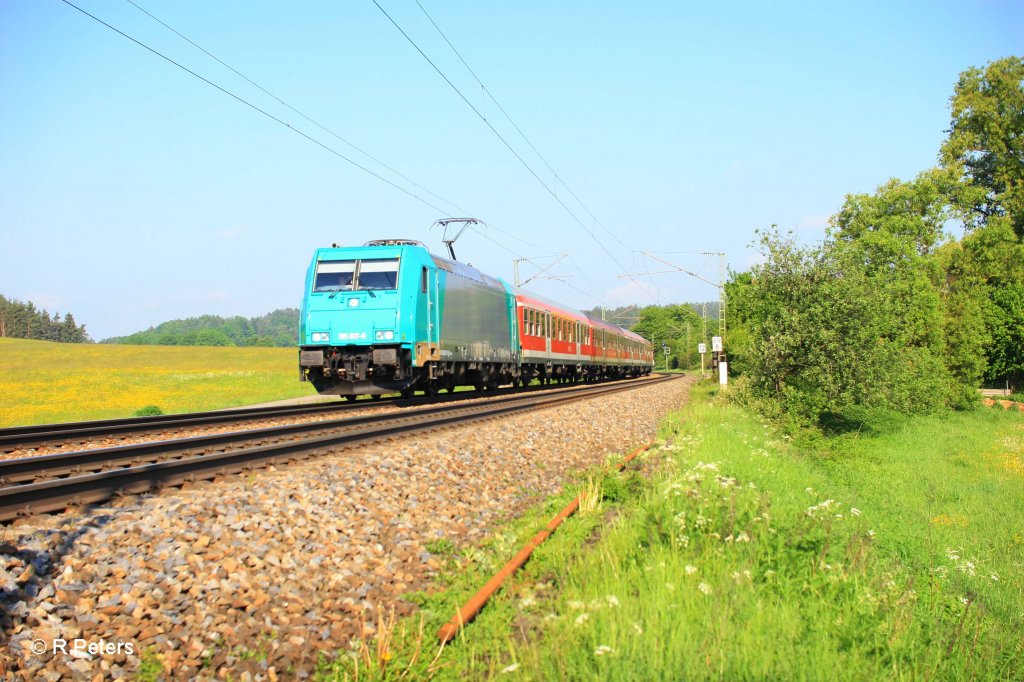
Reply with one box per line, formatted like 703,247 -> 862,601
514,289 -> 653,385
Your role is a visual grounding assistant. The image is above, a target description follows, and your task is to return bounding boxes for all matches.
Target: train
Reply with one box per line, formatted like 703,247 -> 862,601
298,239 -> 654,399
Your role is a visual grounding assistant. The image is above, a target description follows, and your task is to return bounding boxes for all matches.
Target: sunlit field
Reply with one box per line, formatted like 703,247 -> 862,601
0,338 -> 316,427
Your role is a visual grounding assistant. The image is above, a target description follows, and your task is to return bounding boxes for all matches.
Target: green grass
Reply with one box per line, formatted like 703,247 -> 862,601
318,382 -> 1024,681
0,337 -> 318,426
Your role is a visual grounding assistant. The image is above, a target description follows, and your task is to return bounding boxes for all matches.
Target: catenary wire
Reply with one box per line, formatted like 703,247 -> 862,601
412,0 -> 634,253
370,0 -> 646,291
59,0 -> 453,216
122,0 -> 574,276
123,0 -> 468,218
66,0 -> 630,312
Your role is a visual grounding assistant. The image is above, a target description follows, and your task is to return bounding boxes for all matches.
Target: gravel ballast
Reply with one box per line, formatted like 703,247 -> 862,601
0,376 -> 692,680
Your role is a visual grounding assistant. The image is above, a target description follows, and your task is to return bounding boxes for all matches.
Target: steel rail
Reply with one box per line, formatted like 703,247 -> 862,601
0,400 -> 376,450
0,376 -> 652,451
0,381 -> 645,485
0,375 -> 676,521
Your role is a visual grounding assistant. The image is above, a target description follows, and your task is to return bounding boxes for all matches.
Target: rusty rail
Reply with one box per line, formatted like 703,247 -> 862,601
437,441 -> 653,643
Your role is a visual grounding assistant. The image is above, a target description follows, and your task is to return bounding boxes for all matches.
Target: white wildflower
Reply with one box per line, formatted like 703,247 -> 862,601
594,645 -> 613,656
697,582 -> 712,595
568,600 -> 585,610
685,565 -> 698,575
501,663 -> 520,674
851,507 -> 861,517
606,595 -> 621,608
574,613 -> 590,626
632,622 -> 644,635
736,532 -> 750,543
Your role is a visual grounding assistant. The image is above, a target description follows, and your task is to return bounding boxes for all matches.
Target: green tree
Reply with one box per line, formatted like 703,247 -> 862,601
940,56 -> 1024,237
984,283 -> 1024,388
631,304 -> 703,369
731,225 -> 952,423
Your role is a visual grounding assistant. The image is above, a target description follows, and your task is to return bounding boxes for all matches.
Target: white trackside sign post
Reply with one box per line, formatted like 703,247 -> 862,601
710,337 -> 726,385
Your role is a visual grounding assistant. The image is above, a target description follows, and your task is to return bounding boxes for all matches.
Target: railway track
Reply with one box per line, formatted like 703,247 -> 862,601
0,374 -> 675,522
0,377 -> 650,452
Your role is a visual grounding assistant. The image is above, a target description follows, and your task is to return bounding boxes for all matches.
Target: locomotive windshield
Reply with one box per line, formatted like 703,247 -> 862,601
312,258 -> 399,292
313,260 -> 356,292
358,258 -> 399,290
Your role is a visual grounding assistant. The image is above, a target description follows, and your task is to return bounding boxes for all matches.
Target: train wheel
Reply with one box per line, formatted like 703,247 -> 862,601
425,382 -> 439,397
401,386 -> 415,399
474,383 -> 484,392
345,395 -> 358,402
371,394 -> 382,401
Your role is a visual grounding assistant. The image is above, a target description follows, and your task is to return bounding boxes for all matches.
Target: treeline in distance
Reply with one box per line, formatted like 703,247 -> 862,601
102,309 -> 299,347
0,295 -> 90,343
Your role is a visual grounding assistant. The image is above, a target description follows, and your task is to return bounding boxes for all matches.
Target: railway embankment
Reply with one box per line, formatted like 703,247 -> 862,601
0,376 -> 692,680
369,383 -> 1023,680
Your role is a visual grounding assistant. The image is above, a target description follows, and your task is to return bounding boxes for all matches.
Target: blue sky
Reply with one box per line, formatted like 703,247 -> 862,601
1,1 -> 1021,339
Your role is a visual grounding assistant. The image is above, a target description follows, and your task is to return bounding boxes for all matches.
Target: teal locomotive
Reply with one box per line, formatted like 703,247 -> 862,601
298,239 -> 653,399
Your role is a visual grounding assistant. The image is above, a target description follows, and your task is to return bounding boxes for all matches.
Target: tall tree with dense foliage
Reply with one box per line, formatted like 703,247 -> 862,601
729,223 -> 954,422
940,56 -> 1024,237
939,56 -> 1024,389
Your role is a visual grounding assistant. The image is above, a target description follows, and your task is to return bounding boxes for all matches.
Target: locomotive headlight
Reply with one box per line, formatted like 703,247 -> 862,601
374,330 -> 395,341
311,332 -> 330,342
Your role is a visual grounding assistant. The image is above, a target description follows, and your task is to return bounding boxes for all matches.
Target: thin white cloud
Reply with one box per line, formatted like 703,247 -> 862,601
797,213 -> 831,232
24,293 -> 67,310
217,226 -> 245,240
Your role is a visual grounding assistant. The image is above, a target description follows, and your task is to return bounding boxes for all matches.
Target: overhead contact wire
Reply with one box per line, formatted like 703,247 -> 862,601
412,0 -> 633,254
60,0 -> 453,215
371,0 -> 642,288
122,0 -> 470,218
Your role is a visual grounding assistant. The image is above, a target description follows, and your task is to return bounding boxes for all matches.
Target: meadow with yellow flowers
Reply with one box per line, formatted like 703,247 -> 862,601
0,338 -> 316,427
